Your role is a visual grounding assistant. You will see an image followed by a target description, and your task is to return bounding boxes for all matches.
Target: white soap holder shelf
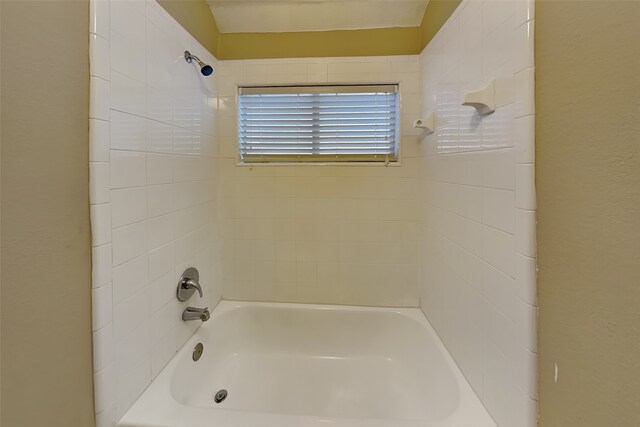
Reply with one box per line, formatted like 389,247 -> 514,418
413,113 -> 435,134
462,80 -> 496,115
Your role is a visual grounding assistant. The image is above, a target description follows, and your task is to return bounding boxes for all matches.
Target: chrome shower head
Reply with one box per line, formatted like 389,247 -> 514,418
184,50 -> 213,76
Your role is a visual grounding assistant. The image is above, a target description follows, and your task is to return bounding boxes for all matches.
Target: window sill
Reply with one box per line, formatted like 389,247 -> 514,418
235,161 -> 403,167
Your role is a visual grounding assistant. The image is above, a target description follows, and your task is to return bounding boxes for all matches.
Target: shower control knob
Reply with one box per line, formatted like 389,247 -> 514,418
177,267 -> 202,301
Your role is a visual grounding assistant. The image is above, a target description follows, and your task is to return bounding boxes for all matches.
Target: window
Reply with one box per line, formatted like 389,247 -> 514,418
238,84 -> 399,163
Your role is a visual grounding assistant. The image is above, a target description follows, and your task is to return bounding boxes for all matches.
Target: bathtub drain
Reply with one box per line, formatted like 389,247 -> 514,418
214,389 -> 228,403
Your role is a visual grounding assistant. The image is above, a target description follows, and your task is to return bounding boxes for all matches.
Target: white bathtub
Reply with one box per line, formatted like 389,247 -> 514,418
118,301 -> 497,427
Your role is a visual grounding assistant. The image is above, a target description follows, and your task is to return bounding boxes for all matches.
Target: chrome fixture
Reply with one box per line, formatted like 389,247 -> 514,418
184,50 -> 213,76
192,343 -> 204,361
177,267 -> 202,301
214,389 -> 228,403
183,306 -> 210,322
178,268 -> 209,322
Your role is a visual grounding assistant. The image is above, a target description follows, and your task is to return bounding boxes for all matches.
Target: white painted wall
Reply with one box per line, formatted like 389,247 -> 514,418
89,1 -> 221,424
417,1 -> 537,426
216,56 -> 423,306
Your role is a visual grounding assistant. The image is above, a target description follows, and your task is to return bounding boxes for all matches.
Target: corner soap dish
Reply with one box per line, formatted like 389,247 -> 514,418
462,79 -> 496,115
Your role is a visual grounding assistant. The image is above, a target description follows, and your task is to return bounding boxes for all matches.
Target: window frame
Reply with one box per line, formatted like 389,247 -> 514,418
236,84 -> 401,165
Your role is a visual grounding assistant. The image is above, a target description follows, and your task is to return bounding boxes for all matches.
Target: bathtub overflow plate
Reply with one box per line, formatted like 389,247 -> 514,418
214,389 -> 228,403
192,343 -> 204,361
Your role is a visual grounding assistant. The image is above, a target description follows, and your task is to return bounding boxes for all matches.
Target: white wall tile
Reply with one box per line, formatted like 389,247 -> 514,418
482,262 -> 518,323
92,243 -> 113,287
515,115 -> 535,163
147,184 -> 174,217
92,283 -> 113,331
418,2 -> 536,426
110,0 -> 145,41
93,323 -> 114,373
114,320 -> 150,381
150,326 -> 177,378
482,188 -> 516,234
516,253 -> 537,305
150,300 -> 178,346
148,270 -> 176,313
112,220 -> 148,265
94,363 -> 116,413
516,298 -> 538,352
216,56 -> 421,306
90,0 -> 110,40
89,3 -> 222,422
90,34 -> 110,80
514,20 -> 535,73
514,0 -> 535,27
147,213 -> 174,250
114,287 -> 151,342
115,356 -> 150,419
515,208 -> 536,258
111,71 -> 146,116
90,162 -> 111,204
148,243 -> 174,282
90,119 -> 111,162
146,120 -> 174,154
517,344 -> 538,398
111,111 -> 146,151
482,150 -> 515,190
110,150 -> 146,189
515,67 -> 535,118
112,255 -> 149,306
111,187 -> 147,227
114,323 -> 151,418
91,204 -> 112,246
146,24 -> 173,89
95,406 -> 116,427
110,30 -> 146,83
90,77 -> 110,120
129,0 -> 146,16
482,225 -> 516,278
146,87 -> 173,123
515,164 -> 536,210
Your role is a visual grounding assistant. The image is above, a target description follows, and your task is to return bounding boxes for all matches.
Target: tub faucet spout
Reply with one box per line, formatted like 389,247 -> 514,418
182,306 -> 210,322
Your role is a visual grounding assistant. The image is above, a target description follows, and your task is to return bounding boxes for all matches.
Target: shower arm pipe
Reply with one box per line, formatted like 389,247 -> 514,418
184,50 -> 201,64
184,50 -> 214,76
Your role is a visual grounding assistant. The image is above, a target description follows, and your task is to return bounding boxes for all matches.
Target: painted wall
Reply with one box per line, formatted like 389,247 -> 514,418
157,0 -> 458,60
217,56 -> 422,306
418,0 -> 536,426
88,0 -> 222,424
218,28 -> 420,60
419,0 -> 462,50
536,1 -> 640,426
158,0 -> 220,57
0,1 -> 96,426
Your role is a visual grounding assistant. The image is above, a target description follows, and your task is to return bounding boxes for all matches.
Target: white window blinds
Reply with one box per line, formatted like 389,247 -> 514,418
238,85 -> 399,163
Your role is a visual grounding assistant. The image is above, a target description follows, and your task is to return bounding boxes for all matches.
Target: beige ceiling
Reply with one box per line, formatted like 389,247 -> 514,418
208,0 -> 430,33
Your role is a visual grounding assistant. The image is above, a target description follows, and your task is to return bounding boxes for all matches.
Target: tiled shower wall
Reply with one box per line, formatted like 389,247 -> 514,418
216,57 -> 422,306
418,0 -> 537,426
89,0 -> 221,424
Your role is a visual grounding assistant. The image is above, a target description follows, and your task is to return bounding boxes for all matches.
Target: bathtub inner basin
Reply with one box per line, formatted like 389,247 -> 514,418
118,302 -> 498,427
170,304 -> 458,421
